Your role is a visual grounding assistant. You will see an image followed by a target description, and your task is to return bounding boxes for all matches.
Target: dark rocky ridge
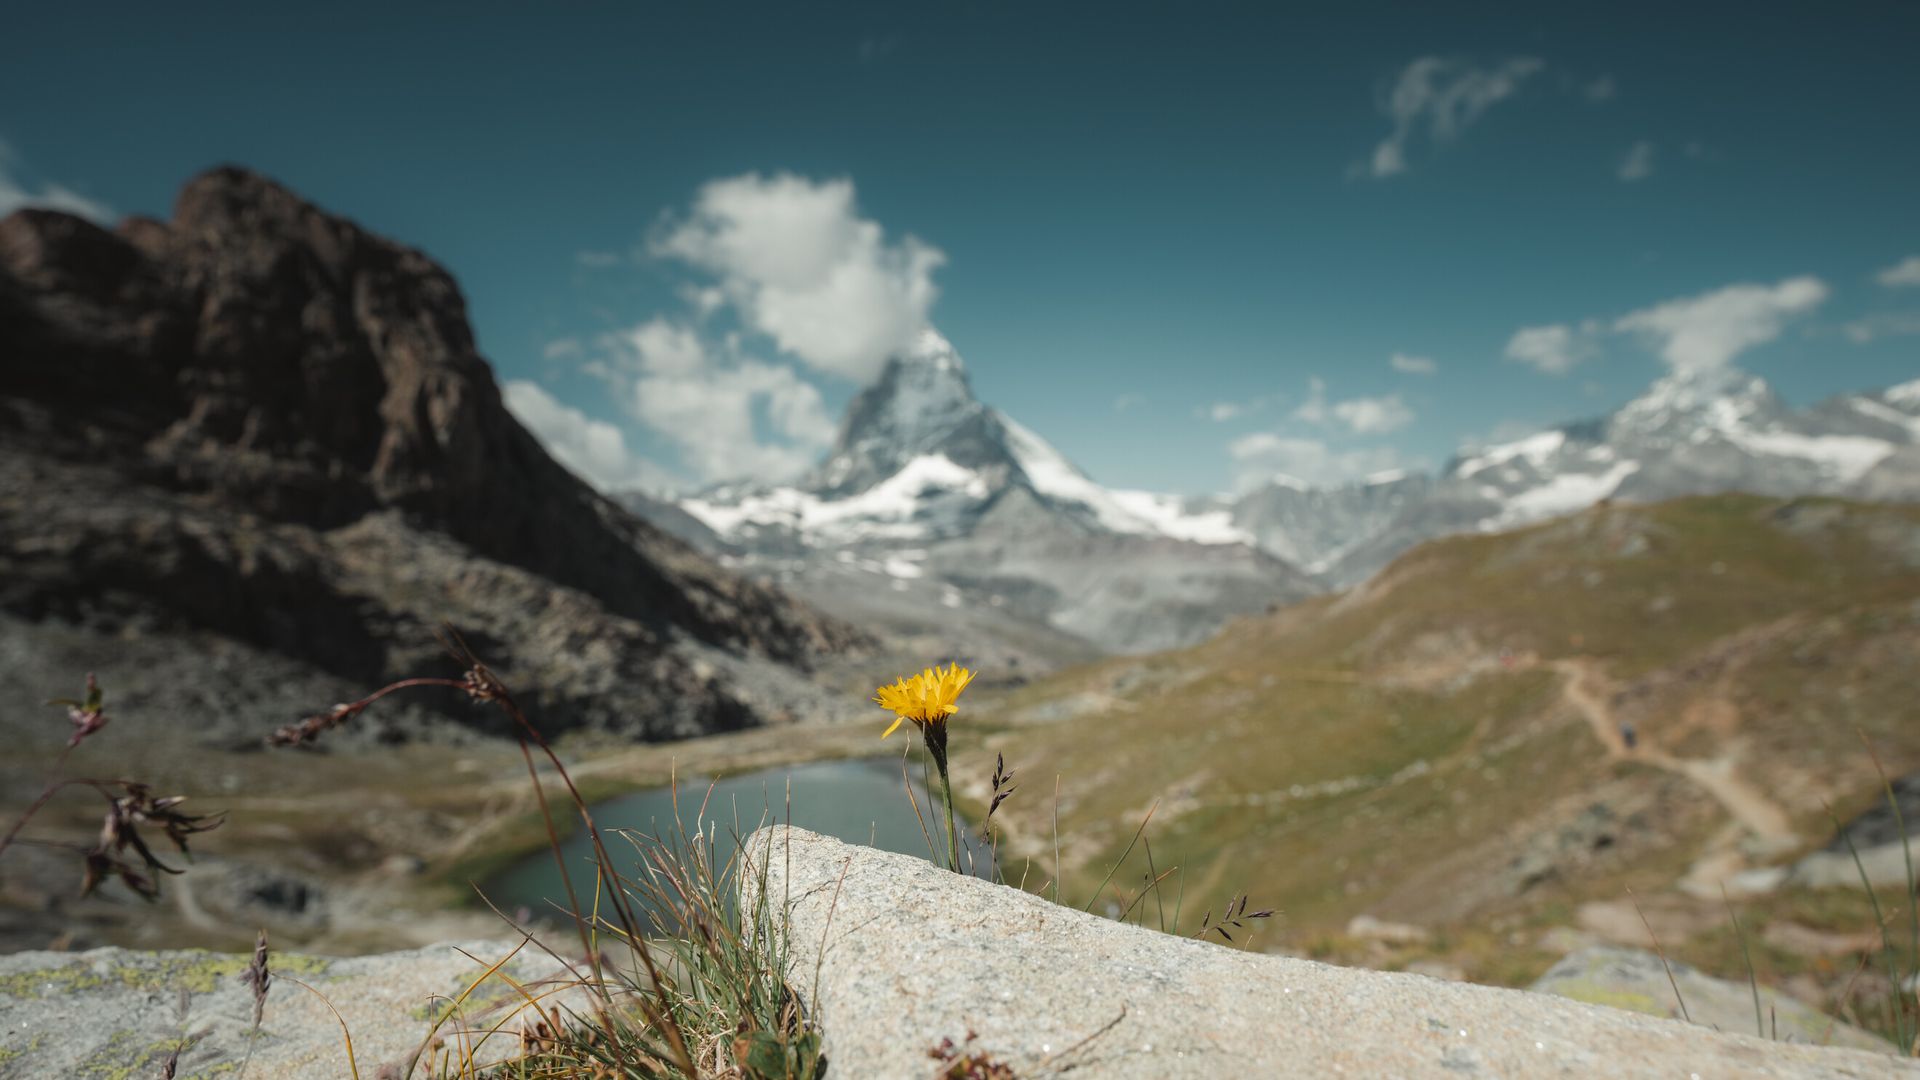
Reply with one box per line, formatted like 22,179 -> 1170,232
0,167 -> 865,741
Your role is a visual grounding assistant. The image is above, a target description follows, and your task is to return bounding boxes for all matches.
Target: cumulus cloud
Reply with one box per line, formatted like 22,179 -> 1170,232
653,172 -> 945,381
1363,56 -> 1544,178
1877,255 -> 1920,288
1332,394 -> 1414,434
1617,141 -> 1655,182
1228,433 -> 1412,490
1390,352 -> 1438,375
604,316 -> 837,483
0,139 -> 112,222
1612,276 -> 1828,375
1505,322 -> 1600,376
502,380 -> 670,492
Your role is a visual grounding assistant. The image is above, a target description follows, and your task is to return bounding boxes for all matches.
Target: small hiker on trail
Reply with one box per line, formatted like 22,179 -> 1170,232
1619,721 -> 1637,751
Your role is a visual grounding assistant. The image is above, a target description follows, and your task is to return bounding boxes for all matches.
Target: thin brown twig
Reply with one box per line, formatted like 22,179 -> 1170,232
1626,886 -> 1692,1024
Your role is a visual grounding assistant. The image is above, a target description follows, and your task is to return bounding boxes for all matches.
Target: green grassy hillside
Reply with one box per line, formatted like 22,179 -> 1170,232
966,494 -> 1920,1000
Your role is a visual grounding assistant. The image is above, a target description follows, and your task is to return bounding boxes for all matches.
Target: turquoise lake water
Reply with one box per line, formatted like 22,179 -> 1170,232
480,756 -> 987,925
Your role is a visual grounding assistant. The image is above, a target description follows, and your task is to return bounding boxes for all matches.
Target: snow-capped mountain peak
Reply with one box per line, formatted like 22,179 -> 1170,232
806,329 -> 1000,496
1611,366 -> 1781,443
684,331 -> 1248,550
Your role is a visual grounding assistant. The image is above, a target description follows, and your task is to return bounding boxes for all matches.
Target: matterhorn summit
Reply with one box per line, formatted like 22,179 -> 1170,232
667,332 -> 1319,657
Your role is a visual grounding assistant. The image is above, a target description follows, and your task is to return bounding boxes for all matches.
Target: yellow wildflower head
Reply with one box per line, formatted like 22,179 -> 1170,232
874,662 -> 977,738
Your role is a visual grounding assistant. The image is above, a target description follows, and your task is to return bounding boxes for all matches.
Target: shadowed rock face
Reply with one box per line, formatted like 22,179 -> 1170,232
0,167 -> 865,741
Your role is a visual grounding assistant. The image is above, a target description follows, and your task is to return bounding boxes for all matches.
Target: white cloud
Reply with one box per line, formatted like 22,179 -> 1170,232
653,172 -> 945,381
542,338 -> 583,361
1198,394 -> 1282,422
1363,56 -> 1544,178
1291,377 -> 1329,424
1876,255 -> 1920,288
1113,393 -> 1145,413
1228,433 -> 1412,490
502,380 -> 669,493
1505,322 -> 1600,376
1613,276 -> 1828,375
1390,352 -> 1438,375
1617,141 -> 1655,182
1288,377 -> 1410,432
1583,75 -> 1617,102
0,139 -> 113,222
599,316 -> 837,484
1332,394 -> 1414,434
1842,312 -> 1920,344
574,250 -> 623,268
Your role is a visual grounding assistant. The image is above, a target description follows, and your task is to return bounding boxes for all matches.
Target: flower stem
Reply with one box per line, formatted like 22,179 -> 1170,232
923,723 -> 959,873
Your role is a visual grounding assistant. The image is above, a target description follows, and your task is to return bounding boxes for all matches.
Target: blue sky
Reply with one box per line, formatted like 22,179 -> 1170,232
4,2 -> 1917,494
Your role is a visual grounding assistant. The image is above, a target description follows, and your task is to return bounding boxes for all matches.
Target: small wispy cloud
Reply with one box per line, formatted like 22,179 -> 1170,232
542,338 -> 584,361
1289,377 -> 1414,433
1332,394 -> 1414,434
1361,56 -> 1544,178
1197,393 -> 1282,423
1876,255 -> 1920,288
0,138 -> 113,223
1113,392 -> 1146,413
1389,352 -> 1438,376
1505,322 -> 1600,376
1617,141 -> 1656,183
1582,75 -> 1617,102
1841,313 -> 1920,344
575,250 -> 623,268
1291,377 -> 1330,424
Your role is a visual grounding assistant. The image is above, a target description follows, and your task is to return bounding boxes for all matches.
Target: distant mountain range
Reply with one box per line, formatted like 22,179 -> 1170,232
1227,365 -> 1920,586
660,332 -> 1920,654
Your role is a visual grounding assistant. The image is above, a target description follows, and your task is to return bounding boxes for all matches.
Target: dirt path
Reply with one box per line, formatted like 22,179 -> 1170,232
1548,658 -> 1797,848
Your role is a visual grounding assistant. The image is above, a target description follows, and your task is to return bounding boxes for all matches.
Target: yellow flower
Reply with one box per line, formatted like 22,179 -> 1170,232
874,663 -> 977,738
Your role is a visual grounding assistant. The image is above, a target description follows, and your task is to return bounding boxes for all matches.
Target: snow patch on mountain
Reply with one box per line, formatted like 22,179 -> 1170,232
1485,461 -> 1641,528
1107,490 -> 1251,545
683,454 -> 991,543
997,412 -> 1248,544
1722,429 -> 1894,482
1457,431 -> 1567,478
1884,378 -> 1920,408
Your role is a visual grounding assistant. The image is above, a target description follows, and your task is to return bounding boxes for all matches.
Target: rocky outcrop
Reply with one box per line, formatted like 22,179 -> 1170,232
1531,946 -> 1890,1053
747,827 -> 1911,1078
0,168 -> 865,741
0,940 -> 574,1079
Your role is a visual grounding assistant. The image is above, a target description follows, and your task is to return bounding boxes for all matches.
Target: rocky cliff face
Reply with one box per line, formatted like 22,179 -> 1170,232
0,167 -> 864,742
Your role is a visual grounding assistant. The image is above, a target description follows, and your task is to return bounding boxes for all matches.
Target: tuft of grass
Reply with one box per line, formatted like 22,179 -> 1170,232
266,628 -> 824,1079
